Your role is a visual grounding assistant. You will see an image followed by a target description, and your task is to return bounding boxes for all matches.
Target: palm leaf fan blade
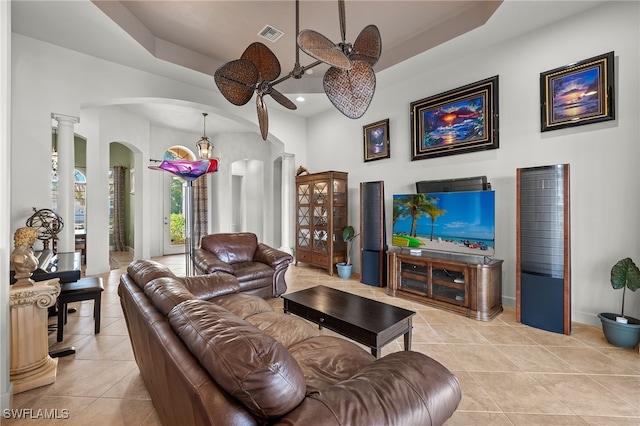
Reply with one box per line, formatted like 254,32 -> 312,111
270,88 -> 297,110
323,61 -> 375,119
297,29 -> 352,70
214,59 -> 258,106
256,94 -> 269,140
351,25 -> 382,66
241,42 -> 281,82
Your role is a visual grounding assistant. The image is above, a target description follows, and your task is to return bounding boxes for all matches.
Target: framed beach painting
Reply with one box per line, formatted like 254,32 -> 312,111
540,51 -> 615,132
363,119 -> 390,162
410,76 -> 499,161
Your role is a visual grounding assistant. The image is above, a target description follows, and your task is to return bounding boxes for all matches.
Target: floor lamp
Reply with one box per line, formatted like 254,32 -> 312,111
150,158 -> 219,276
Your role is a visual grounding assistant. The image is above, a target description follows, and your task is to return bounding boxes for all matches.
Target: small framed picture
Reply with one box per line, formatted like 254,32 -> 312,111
540,51 -> 615,132
363,119 -> 390,162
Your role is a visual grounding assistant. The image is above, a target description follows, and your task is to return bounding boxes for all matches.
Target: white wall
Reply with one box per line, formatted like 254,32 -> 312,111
305,1 -> 640,326
1,0 -> 12,412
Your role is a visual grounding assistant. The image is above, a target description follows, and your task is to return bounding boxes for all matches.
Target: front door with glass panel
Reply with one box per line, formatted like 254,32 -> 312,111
162,146 -> 194,255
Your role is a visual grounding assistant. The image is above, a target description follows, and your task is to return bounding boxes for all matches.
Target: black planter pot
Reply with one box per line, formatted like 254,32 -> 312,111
598,312 -> 640,349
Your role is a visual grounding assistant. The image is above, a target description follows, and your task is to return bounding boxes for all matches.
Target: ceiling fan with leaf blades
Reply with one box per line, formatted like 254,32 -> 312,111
297,0 -> 381,119
214,42 -> 296,140
213,0 -> 381,140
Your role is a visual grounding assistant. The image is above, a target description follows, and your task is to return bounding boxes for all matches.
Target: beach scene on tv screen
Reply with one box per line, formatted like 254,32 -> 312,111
392,191 -> 495,256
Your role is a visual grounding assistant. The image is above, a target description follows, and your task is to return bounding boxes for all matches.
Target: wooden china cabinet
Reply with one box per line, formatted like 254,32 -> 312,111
295,171 -> 348,276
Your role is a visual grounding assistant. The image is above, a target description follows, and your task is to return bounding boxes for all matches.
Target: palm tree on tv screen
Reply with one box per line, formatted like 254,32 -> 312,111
424,202 -> 446,241
393,197 -> 409,228
400,194 -> 442,238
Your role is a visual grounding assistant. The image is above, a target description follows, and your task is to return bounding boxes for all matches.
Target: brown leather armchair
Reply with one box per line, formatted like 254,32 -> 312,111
194,232 -> 293,298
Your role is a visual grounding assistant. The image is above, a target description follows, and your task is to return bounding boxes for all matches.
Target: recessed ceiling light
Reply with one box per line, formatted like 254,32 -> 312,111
296,96 -> 305,102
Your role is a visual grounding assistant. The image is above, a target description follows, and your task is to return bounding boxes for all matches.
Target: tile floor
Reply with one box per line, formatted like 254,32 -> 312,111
7,252 -> 639,425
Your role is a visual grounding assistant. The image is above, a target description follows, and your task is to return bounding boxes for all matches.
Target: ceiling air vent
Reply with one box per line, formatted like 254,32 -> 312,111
258,25 -> 284,43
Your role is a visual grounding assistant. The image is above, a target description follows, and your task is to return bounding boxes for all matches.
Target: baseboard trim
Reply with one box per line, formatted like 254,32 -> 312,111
502,295 -> 516,308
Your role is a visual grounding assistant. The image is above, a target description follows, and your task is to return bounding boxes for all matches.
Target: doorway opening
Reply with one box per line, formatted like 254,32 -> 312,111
163,145 -> 196,255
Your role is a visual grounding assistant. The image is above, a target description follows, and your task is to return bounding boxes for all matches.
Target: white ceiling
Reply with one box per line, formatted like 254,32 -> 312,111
11,0 -> 606,136
93,0 -> 503,92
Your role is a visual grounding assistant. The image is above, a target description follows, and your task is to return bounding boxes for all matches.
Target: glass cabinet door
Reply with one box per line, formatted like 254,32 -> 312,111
297,184 -> 311,248
313,181 -> 328,204
331,178 -> 347,253
312,181 -> 329,253
298,183 -> 310,204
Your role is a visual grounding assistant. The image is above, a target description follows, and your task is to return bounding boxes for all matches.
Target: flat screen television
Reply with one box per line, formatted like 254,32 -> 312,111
392,190 -> 495,256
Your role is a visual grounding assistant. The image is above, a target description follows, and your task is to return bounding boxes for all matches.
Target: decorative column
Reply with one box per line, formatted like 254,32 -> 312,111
9,227 -> 61,393
279,153 -> 295,254
10,279 -> 60,393
51,113 -> 79,253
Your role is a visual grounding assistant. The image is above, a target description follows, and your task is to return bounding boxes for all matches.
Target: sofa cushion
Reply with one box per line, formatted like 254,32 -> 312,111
244,311 -> 321,349
127,259 -> 176,289
289,336 -> 376,393
180,272 -> 240,300
231,261 -> 274,283
168,299 -> 306,420
144,277 -> 197,316
211,293 -> 274,319
200,233 -> 258,264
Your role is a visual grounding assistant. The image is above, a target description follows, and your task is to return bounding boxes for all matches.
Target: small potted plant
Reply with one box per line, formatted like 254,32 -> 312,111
598,257 -> 640,349
336,225 -> 359,279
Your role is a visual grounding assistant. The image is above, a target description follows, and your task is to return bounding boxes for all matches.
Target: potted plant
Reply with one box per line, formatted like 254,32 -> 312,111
598,257 -> 640,349
336,225 -> 359,279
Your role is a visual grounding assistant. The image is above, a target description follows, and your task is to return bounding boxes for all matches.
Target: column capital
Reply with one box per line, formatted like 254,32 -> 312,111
10,279 -> 60,309
281,152 -> 295,160
51,113 -> 79,125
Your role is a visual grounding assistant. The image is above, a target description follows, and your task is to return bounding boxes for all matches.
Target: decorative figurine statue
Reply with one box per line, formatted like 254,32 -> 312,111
11,226 -> 40,286
9,226 -> 61,393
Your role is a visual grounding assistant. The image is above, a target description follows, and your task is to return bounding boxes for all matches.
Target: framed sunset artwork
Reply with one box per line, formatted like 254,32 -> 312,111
540,51 -> 615,132
410,76 -> 499,160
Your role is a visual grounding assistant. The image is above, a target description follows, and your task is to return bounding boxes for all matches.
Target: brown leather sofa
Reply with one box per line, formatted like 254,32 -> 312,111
194,232 -> 292,298
119,259 -> 462,426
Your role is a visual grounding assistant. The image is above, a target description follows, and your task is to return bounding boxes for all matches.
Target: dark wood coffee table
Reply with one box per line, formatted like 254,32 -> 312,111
282,285 -> 415,358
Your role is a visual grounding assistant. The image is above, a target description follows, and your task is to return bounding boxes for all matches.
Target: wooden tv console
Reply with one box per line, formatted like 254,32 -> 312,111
387,247 -> 503,321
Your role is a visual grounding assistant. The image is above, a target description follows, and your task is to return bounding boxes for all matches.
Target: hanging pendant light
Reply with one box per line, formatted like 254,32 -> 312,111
196,113 -> 213,159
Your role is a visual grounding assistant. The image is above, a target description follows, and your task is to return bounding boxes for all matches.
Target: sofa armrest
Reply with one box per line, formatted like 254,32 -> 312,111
276,351 -> 461,426
179,273 -> 240,300
193,249 -> 234,274
254,243 -> 293,269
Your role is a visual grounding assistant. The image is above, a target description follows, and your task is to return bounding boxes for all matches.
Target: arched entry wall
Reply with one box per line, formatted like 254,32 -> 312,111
78,106 -> 148,275
109,142 -> 136,251
210,132 -> 278,245
77,98 -> 293,272
229,159 -> 265,241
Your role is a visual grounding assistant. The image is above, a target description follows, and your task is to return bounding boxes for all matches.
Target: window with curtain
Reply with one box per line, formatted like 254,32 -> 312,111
51,169 -> 87,230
